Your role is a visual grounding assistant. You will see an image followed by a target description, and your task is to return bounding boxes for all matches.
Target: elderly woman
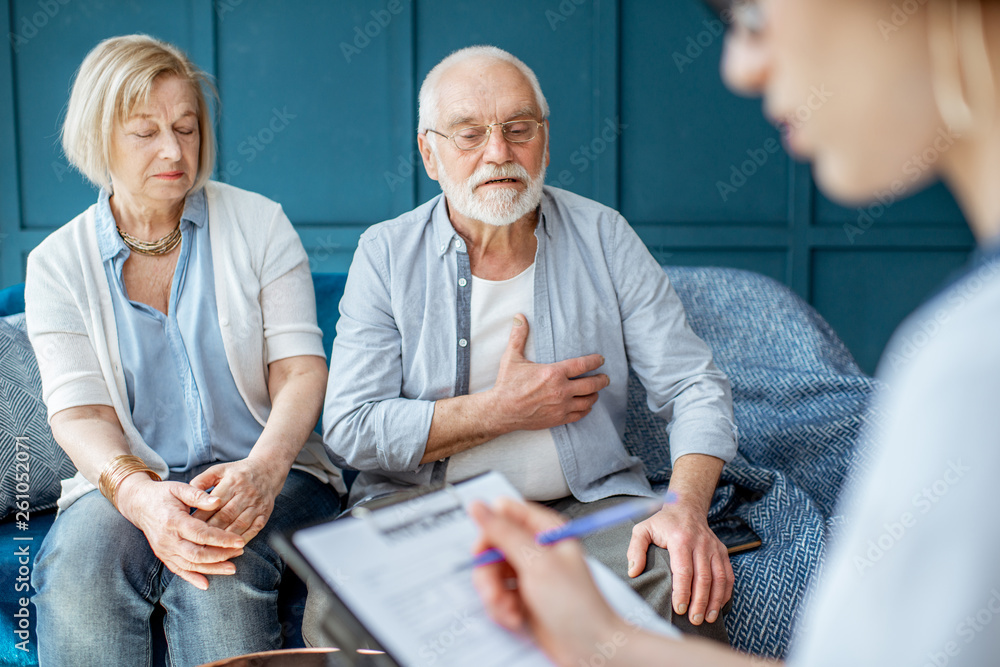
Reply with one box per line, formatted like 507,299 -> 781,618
469,1 -> 1000,666
26,35 -> 344,666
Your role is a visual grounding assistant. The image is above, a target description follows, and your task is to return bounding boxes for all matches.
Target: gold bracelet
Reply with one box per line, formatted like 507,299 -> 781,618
97,455 -> 161,511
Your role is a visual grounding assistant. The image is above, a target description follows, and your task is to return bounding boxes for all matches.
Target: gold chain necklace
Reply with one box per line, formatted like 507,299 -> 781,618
117,224 -> 182,256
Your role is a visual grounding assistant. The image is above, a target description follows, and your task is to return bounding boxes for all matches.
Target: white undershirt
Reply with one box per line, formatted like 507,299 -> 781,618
445,263 -> 572,501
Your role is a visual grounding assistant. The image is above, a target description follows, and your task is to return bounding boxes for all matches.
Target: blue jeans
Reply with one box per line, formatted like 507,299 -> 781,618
32,469 -> 341,667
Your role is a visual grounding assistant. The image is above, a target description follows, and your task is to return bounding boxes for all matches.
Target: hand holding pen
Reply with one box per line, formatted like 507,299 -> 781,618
461,490 -> 678,570
468,497 -> 680,665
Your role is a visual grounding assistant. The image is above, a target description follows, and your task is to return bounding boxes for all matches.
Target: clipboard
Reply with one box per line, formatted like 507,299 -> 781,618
272,530 -> 398,666
271,473 -> 549,667
272,472 -> 678,667
272,478 -> 473,666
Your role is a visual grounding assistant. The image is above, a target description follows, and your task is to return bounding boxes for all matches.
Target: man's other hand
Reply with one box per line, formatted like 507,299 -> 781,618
626,502 -> 733,626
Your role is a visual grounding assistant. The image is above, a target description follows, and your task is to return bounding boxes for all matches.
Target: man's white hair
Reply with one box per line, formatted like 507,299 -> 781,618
417,45 -> 550,133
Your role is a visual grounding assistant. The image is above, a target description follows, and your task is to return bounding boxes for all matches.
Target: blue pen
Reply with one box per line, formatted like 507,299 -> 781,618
464,490 -> 677,570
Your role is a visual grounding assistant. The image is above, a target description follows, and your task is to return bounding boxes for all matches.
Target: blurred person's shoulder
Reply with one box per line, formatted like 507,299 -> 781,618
882,257 -> 1000,377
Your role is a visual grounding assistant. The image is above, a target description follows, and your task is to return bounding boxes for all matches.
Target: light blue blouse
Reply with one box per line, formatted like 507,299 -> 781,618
95,189 -> 264,473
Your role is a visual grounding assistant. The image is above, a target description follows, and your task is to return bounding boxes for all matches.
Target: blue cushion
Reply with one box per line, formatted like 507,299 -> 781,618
311,273 -> 358,486
623,267 -> 880,658
0,284 -> 25,317
0,315 -> 77,519
312,272 -> 348,359
0,511 -> 55,664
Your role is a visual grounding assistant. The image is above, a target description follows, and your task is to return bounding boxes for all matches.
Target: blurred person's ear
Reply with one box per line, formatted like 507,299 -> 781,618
926,0 -> 998,134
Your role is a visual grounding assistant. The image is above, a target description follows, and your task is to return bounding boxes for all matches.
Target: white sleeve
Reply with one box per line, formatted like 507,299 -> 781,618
788,288 -> 1000,666
24,244 -> 114,419
258,204 -> 324,364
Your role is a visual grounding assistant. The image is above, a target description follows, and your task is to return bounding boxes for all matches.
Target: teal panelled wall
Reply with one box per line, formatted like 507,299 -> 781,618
0,0 -> 976,373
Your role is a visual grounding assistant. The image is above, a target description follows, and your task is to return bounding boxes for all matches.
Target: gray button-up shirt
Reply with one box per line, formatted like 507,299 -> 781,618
323,186 -> 737,504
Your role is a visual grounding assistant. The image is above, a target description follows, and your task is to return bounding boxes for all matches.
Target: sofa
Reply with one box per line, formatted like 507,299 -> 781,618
0,267 -> 880,665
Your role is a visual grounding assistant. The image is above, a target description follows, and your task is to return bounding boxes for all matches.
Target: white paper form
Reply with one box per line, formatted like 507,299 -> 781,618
293,472 -> 678,667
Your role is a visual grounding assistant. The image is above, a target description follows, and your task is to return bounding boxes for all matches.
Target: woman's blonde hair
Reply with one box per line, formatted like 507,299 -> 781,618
61,34 -> 216,192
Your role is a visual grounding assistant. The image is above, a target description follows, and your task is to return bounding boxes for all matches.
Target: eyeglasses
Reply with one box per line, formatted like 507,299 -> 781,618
425,120 -> 545,151
703,0 -> 765,35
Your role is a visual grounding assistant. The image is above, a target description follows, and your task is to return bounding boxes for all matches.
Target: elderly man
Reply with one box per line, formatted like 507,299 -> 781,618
323,45 -> 737,640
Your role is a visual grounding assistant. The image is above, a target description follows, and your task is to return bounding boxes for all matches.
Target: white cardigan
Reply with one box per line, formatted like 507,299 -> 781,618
25,181 -> 345,510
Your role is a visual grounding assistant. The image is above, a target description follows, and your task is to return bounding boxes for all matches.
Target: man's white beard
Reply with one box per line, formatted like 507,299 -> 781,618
435,151 -> 547,227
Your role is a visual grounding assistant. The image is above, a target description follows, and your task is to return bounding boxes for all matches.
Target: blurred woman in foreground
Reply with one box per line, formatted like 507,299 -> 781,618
471,1 -> 1000,665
